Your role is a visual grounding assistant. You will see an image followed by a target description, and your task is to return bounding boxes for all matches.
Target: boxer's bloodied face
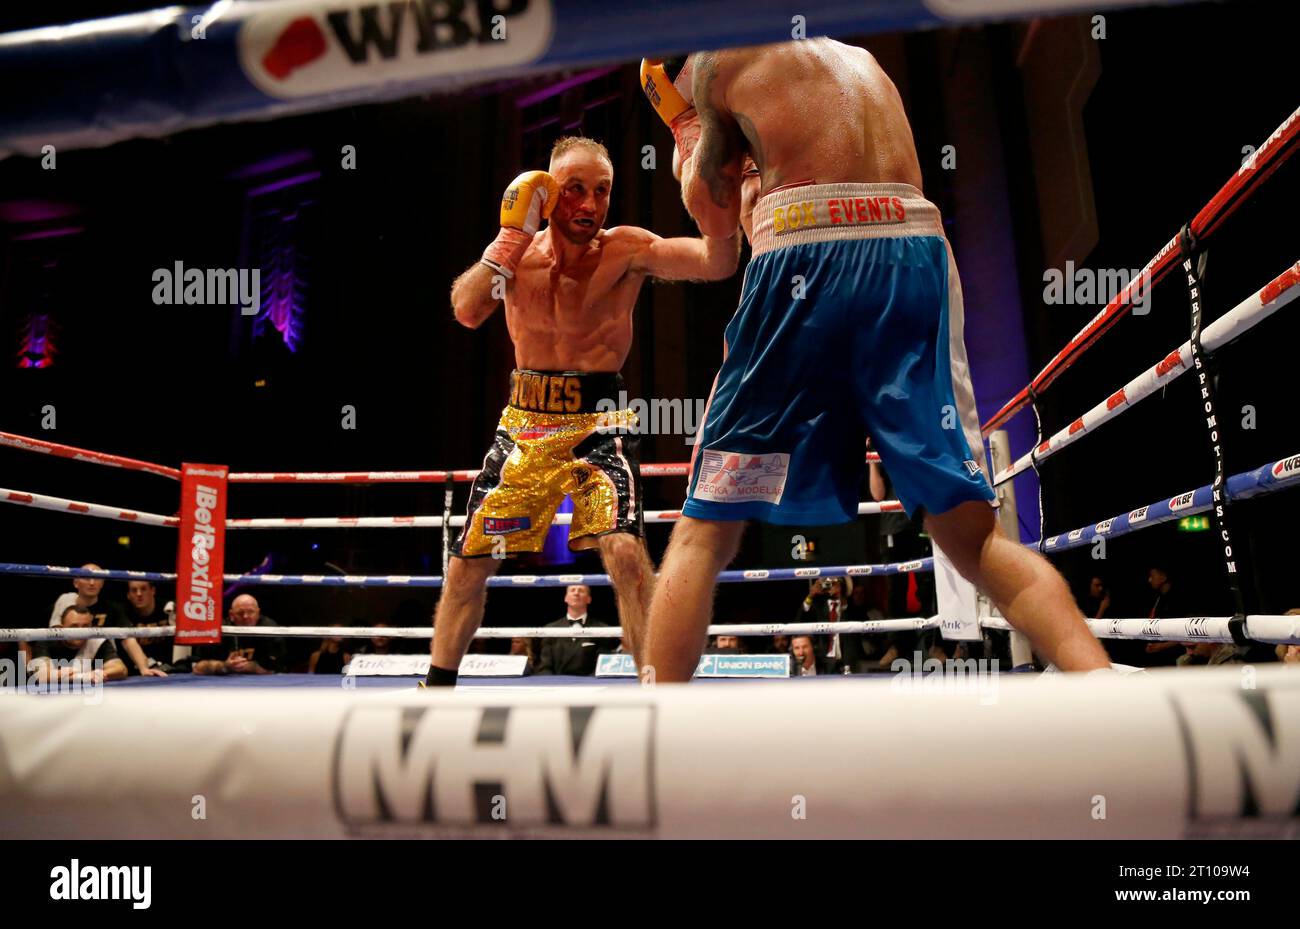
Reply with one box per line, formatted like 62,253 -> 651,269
549,149 -> 612,246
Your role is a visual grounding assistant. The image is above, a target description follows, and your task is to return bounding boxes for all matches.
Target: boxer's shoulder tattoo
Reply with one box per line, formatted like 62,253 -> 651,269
692,50 -> 719,98
733,111 -> 764,171
691,52 -> 746,210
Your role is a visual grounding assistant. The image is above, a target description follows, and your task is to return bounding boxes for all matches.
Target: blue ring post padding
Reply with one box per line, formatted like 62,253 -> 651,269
0,0 -> 1202,158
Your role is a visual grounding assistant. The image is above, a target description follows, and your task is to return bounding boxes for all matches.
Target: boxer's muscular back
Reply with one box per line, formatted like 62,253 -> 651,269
723,39 -> 923,193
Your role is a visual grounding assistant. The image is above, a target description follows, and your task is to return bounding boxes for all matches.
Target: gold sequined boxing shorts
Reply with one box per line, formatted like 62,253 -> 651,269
452,370 -> 642,557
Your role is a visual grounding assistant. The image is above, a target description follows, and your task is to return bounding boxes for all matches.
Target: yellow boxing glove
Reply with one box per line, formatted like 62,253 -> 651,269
481,169 -> 560,278
641,57 -> 700,179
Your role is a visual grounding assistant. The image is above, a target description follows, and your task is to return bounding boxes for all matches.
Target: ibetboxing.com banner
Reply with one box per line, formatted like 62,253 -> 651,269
174,464 -> 228,645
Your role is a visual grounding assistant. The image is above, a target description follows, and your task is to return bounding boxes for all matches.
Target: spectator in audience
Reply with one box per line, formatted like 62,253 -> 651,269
1143,564 -> 1187,667
1176,642 -> 1219,667
193,594 -> 285,675
798,577 -> 856,668
310,624 -> 352,674
535,585 -> 612,676
791,635 -> 841,676
28,604 -> 128,684
124,580 -> 188,673
1279,609 -> 1300,664
1082,575 -> 1111,619
43,566 -> 163,678
509,637 -> 537,674
357,622 -> 396,656
848,576 -> 902,671
706,633 -> 743,653
771,633 -> 791,654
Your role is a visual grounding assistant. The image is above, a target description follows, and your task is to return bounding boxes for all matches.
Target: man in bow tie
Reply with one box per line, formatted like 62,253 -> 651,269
534,585 -> 615,676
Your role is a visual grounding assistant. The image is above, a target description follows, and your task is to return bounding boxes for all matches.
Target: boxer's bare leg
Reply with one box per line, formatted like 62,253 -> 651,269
430,555 -> 500,673
597,533 -> 656,668
924,501 -> 1109,671
643,517 -> 746,682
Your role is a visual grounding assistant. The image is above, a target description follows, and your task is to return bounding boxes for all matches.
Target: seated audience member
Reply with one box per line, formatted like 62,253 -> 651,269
705,633 -> 743,654
1081,575 -> 1111,619
846,576 -> 899,672
771,634 -> 791,655
1177,642 -> 1219,667
29,604 -> 128,684
1280,609 -> 1300,664
791,635 -> 841,677
193,594 -> 285,675
44,565 -> 163,678
509,637 -> 536,674
357,622 -> 396,655
1141,564 -> 1187,667
798,577 -> 856,669
310,624 -> 352,674
124,580 -> 188,672
535,585 -> 612,676
1142,567 -> 1277,666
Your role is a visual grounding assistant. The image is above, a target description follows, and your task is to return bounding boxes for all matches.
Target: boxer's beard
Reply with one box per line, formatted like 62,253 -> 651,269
556,217 -> 600,245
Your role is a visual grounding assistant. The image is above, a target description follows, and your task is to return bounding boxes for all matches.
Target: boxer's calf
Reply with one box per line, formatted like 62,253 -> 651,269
597,533 -> 656,668
428,555 -> 500,679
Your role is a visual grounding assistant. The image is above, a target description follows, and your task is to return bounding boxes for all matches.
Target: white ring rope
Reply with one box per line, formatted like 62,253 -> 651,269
224,455 -> 882,484
0,485 -> 902,529
0,487 -> 178,527
982,614 -> 1300,645
993,258 -> 1300,486
225,500 -> 905,530
8,614 -> 1298,644
3,617 -> 935,643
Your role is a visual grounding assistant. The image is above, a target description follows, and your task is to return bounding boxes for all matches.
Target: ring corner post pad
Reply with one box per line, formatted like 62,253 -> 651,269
932,542 -> 982,642
174,462 -> 229,648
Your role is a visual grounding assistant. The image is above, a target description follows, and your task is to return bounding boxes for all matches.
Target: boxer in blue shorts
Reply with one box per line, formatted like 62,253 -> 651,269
640,42 -> 1112,681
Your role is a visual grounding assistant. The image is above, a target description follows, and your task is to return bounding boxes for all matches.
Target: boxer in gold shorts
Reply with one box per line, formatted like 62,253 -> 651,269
453,369 -> 640,557
424,135 -> 741,686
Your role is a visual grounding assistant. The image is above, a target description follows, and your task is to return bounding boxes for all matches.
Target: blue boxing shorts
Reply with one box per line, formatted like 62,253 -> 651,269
684,182 -> 995,524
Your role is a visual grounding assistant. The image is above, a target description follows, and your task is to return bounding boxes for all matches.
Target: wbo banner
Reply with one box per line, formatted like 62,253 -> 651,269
174,464 -> 229,645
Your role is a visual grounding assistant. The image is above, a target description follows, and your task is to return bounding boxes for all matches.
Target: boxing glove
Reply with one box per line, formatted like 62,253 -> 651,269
481,169 -> 559,278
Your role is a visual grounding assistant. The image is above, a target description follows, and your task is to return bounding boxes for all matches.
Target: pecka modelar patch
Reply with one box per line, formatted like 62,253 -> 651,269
692,451 -> 789,505
237,0 -> 554,100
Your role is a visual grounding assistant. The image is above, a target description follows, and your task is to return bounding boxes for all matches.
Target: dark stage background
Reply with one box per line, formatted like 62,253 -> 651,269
1,1 -> 1296,651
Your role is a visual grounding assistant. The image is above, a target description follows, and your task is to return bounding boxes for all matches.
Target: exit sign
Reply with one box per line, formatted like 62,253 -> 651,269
1178,515 -> 1211,532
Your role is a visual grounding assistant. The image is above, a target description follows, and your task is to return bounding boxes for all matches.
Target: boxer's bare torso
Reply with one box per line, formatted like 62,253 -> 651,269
507,227 -> 655,372
452,144 -> 739,371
